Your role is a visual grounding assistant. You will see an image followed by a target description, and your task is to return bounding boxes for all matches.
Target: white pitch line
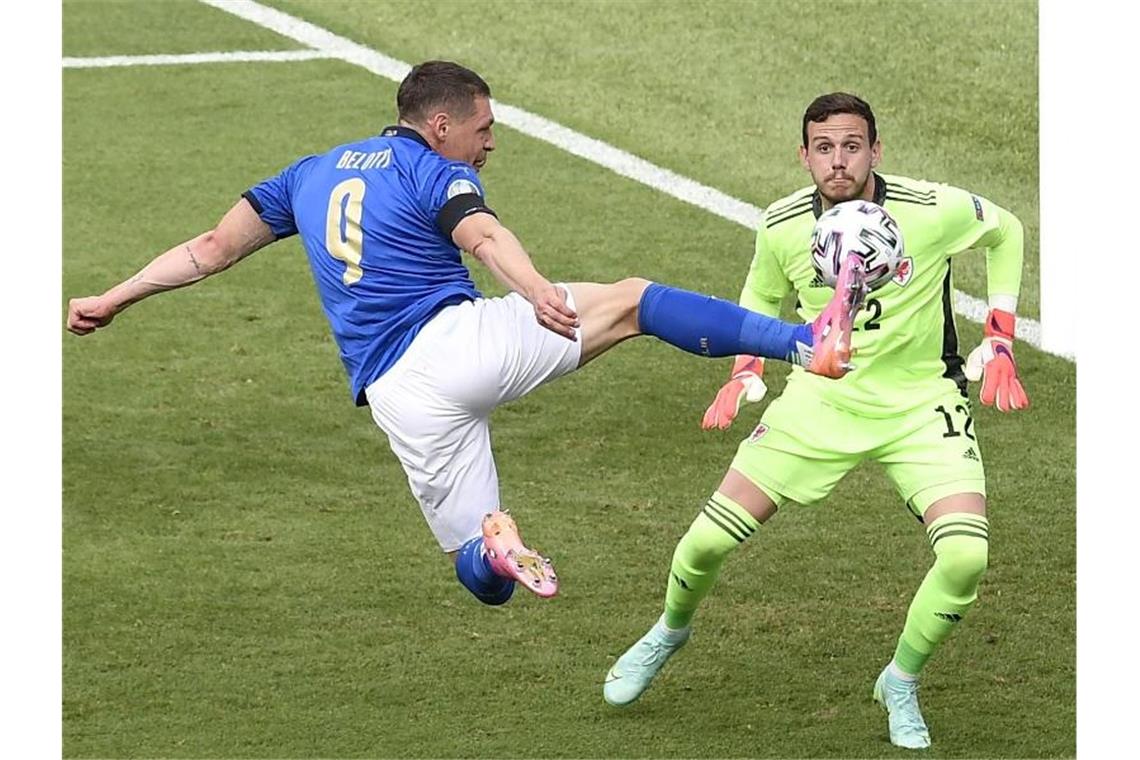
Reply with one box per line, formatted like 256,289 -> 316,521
63,49 -> 335,69
123,0 -> 1066,362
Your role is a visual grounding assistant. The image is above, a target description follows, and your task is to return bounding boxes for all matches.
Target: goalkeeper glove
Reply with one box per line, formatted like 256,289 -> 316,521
701,355 -> 767,430
964,308 -> 1029,412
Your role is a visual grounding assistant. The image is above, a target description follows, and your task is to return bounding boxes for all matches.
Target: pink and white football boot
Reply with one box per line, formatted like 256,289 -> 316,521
481,510 -> 559,598
807,254 -> 869,378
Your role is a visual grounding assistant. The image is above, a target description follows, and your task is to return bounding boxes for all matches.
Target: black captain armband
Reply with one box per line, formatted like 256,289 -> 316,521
240,190 -> 264,214
239,190 -> 283,241
436,193 -> 497,237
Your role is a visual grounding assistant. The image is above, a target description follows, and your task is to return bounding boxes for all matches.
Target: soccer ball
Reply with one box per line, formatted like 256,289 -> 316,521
809,200 -> 904,290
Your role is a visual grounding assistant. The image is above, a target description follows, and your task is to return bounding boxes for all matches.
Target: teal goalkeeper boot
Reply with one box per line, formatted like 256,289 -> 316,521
604,616 -> 690,706
873,665 -> 932,749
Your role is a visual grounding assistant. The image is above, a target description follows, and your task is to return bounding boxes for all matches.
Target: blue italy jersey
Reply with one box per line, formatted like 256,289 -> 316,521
243,126 -> 495,405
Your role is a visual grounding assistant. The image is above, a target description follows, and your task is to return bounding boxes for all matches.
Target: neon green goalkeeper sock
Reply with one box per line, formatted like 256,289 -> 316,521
663,492 -> 760,630
894,513 -> 990,675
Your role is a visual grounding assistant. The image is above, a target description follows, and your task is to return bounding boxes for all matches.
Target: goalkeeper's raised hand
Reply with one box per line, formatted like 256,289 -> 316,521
701,355 -> 767,430
964,308 -> 1029,412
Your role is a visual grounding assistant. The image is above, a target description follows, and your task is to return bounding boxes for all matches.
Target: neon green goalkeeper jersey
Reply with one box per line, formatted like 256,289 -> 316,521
742,173 -> 1024,418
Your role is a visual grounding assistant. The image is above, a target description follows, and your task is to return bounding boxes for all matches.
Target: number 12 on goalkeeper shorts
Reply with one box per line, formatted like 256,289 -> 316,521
935,403 -> 975,441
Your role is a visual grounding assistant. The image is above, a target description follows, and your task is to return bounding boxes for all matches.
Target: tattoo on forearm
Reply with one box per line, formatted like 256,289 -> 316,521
187,244 -> 204,275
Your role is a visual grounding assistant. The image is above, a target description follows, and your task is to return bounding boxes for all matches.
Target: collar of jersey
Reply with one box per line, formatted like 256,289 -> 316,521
811,172 -> 888,218
381,125 -> 431,150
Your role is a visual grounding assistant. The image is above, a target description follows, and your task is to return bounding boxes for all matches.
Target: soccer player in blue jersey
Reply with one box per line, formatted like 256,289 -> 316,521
67,61 -> 865,606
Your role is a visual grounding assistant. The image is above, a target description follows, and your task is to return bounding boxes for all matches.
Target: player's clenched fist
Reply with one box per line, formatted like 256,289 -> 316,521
701,355 -> 767,430
964,308 -> 1029,412
67,296 -> 117,336
531,283 -> 579,340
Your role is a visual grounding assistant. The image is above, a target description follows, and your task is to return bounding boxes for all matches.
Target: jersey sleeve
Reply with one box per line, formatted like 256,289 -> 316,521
425,162 -> 497,238
939,185 -> 1004,255
242,154 -> 318,239
739,218 -> 791,317
939,185 -> 1025,300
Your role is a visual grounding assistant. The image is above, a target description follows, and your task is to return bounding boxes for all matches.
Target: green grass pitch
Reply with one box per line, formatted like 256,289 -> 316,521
63,1 -> 1072,757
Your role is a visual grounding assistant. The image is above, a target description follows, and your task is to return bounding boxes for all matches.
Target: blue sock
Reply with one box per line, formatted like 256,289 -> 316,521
637,283 -> 813,363
455,536 -> 515,605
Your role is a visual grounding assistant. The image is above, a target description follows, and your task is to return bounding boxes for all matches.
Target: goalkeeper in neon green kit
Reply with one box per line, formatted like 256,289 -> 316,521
603,93 -> 1029,750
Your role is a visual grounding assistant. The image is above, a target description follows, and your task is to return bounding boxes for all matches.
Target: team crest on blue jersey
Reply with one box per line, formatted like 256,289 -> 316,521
447,178 -> 481,198
892,256 -> 914,287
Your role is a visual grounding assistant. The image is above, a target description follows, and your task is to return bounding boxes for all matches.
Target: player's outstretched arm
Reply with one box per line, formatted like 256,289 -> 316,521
67,199 -> 276,335
451,212 -> 579,340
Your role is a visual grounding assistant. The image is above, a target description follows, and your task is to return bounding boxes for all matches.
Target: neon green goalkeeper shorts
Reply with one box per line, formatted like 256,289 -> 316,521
730,381 -> 986,517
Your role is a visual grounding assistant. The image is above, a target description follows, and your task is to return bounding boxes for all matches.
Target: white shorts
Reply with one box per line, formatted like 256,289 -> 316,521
364,288 -> 582,552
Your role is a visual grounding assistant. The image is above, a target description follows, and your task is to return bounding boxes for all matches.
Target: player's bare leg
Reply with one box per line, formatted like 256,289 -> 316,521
563,278 -> 649,367
715,468 -> 780,522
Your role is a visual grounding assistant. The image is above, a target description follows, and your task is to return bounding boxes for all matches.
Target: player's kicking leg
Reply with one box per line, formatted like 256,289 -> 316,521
565,255 -> 867,374
807,254 -> 867,377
